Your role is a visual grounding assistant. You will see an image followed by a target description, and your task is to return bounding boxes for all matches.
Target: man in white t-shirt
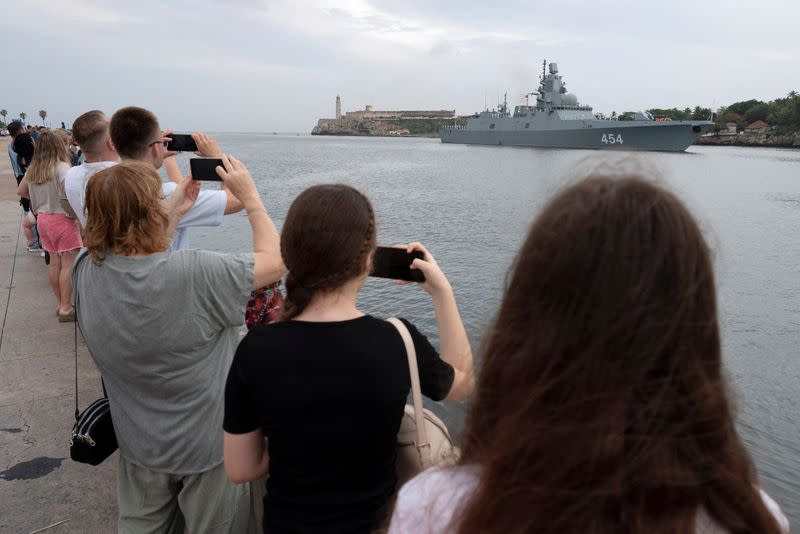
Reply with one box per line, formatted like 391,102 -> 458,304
65,108 -> 242,250
64,111 -> 119,227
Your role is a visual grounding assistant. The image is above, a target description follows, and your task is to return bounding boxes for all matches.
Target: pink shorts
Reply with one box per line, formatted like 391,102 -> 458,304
37,212 -> 83,254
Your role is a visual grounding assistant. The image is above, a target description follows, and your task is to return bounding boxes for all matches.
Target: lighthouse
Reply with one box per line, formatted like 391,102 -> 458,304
335,95 -> 342,120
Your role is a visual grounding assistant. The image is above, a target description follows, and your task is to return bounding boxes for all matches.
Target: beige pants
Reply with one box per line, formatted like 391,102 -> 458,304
117,456 -> 250,534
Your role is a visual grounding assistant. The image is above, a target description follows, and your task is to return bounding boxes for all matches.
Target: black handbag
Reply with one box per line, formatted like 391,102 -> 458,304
70,395 -> 117,465
70,251 -> 118,465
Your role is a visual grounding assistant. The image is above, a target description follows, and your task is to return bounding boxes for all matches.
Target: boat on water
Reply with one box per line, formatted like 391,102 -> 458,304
440,61 -> 714,152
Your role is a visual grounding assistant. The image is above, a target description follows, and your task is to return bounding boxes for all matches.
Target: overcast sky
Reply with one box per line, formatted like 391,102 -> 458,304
2,0 -> 799,132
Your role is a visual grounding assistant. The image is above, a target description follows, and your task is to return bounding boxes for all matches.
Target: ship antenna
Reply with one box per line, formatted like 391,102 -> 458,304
542,59 -> 546,79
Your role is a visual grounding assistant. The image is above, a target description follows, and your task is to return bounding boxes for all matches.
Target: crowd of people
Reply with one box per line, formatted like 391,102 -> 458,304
6,108 -> 790,533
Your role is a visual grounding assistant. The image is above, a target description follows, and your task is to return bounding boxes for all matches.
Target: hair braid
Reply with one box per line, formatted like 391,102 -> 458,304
280,184 -> 377,321
346,190 -> 376,278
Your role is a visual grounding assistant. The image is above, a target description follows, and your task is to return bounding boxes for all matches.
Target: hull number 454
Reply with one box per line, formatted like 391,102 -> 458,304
601,134 -> 623,144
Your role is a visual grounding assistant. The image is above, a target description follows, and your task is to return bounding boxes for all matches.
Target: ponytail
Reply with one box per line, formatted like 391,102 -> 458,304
281,272 -> 315,320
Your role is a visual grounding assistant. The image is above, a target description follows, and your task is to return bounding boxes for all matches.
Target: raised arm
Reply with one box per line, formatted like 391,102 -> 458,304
163,175 -> 200,240
215,155 -> 285,289
192,133 -> 244,215
222,186 -> 244,215
163,157 -> 183,184
407,242 -> 475,400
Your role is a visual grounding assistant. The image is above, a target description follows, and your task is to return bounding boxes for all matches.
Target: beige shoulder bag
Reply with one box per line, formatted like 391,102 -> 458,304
388,318 -> 459,487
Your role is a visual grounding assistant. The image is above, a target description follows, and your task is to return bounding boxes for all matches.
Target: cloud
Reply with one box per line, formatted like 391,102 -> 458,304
0,0 -> 798,131
257,0 -> 573,63
14,0 -> 135,25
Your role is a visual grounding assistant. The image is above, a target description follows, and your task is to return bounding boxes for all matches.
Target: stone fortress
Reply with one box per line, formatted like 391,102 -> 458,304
312,96 -> 456,136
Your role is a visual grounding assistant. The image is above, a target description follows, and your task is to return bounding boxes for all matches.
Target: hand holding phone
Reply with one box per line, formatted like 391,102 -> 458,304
189,158 -> 224,181
371,246 -> 425,282
192,133 -> 223,158
403,242 -> 454,298
212,154 -> 261,209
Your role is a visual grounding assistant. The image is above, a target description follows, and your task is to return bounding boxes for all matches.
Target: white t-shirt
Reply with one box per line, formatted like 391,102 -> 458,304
388,466 -> 790,534
64,161 -> 226,250
161,181 -> 225,250
64,161 -> 117,226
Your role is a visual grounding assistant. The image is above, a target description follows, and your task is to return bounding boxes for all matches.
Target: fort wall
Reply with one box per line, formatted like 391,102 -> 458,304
312,97 -> 458,136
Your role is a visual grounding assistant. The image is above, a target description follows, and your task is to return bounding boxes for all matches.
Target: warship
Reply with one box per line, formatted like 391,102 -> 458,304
440,61 -> 714,152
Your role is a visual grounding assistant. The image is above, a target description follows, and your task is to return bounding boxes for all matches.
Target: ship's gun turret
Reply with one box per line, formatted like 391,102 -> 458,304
534,59 -> 590,112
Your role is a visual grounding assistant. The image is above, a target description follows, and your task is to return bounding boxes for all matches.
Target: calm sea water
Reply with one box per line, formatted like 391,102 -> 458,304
183,134 -> 799,523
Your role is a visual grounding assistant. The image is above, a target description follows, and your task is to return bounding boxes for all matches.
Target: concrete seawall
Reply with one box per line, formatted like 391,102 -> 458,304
0,137 -> 116,533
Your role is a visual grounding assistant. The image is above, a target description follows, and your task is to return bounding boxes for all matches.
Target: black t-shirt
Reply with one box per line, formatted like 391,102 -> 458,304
12,133 -> 34,172
224,315 -> 455,533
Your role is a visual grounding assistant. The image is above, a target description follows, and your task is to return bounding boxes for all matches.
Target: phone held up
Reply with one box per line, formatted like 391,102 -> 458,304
166,134 -> 198,152
370,246 -> 425,282
189,158 -> 224,181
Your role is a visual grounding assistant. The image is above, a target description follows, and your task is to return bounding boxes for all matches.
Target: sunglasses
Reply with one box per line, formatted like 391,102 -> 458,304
148,139 -> 168,148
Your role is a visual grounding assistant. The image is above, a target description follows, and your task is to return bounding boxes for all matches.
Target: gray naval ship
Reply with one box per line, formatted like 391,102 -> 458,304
441,61 -> 714,152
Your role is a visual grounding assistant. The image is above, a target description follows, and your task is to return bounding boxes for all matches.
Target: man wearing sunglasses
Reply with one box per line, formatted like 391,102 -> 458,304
66,107 -> 242,250
107,106 -> 243,250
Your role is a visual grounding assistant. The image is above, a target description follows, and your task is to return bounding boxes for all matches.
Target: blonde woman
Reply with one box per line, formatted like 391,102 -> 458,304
17,130 -> 82,321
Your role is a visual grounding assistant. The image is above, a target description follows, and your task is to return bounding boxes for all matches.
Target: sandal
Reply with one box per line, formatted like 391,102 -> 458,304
58,310 -> 76,322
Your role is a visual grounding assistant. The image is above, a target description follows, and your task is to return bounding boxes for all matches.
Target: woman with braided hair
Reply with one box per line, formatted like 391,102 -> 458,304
223,184 -> 475,533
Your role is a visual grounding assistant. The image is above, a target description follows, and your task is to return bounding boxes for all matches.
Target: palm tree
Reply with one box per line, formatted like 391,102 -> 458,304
19,112 -> 26,124
39,110 -> 47,126
0,109 -> 7,127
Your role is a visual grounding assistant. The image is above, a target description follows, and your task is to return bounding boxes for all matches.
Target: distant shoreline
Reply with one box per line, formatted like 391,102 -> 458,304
310,132 -> 439,139
696,132 -> 800,148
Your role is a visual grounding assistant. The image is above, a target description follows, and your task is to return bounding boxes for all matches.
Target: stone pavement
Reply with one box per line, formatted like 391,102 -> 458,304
0,137 -> 117,533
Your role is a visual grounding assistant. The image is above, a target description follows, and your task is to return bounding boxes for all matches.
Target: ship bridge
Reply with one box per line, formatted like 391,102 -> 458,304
554,107 -> 595,120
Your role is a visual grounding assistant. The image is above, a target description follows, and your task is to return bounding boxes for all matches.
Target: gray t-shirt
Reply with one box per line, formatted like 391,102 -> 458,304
28,162 -> 70,215
73,249 -> 255,474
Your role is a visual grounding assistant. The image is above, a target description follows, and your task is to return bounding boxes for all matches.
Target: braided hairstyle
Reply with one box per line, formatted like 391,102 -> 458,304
280,184 -> 376,320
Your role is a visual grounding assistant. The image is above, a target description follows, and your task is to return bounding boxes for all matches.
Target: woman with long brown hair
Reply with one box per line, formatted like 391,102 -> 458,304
16,129 -> 82,320
389,175 -> 789,533
223,184 -> 475,533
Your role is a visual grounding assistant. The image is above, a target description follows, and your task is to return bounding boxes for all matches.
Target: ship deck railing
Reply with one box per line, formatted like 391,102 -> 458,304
548,105 -> 593,111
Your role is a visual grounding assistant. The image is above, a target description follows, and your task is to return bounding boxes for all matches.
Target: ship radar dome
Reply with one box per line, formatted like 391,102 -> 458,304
562,93 -> 578,106
549,62 -> 558,74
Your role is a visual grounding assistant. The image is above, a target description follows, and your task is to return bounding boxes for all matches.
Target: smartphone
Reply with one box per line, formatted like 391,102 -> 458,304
371,246 -> 425,282
189,158 -> 224,181
167,134 -> 198,152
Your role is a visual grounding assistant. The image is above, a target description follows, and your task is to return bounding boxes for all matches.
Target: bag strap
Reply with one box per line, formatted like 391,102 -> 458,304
73,250 -> 90,421
387,317 -> 432,467
73,312 -> 79,420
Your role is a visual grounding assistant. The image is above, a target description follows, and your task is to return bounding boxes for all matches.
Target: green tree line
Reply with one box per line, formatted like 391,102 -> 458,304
614,91 -> 800,133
